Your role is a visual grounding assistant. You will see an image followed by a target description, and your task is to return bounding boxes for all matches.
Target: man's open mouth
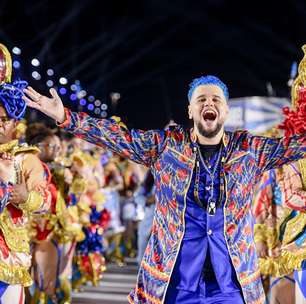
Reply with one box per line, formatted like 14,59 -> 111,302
203,111 -> 217,121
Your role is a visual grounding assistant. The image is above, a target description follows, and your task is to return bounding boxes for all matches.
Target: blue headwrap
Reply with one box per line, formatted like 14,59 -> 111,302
0,80 -> 28,120
187,75 -> 229,102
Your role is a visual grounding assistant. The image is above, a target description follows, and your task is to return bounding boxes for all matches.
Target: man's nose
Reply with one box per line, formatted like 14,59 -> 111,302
204,98 -> 213,107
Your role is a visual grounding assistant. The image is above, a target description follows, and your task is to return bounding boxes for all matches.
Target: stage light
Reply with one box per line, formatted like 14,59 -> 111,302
88,95 -> 95,102
101,103 -> 108,110
110,92 -> 121,100
77,90 -> 87,99
12,47 -> 21,55
101,111 -> 107,118
13,60 -> 20,69
70,84 -> 77,91
75,80 -> 80,85
70,93 -> 77,101
31,58 -> 40,67
94,100 -> 101,106
32,71 -> 41,80
87,104 -> 94,111
59,87 -> 67,95
47,69 -> 54,76
59,77 -> 68,85
79,99 -> 86,106
46,80 -> 54,87
94,108 -> 101,115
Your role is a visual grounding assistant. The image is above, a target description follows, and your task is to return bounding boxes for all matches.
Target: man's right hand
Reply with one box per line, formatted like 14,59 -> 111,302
22,87 -> 66,123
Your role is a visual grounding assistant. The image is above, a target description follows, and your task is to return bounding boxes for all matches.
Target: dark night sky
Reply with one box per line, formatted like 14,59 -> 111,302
1,0 -> 306,128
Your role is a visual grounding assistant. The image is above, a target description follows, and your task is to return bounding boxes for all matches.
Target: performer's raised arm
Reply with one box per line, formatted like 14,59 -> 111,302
23,86 -> 169,167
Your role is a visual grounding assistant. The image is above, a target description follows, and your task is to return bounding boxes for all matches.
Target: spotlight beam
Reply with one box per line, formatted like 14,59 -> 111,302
37,3 -> 87,60
71,16 -> 169,86
64,21 -> 148,80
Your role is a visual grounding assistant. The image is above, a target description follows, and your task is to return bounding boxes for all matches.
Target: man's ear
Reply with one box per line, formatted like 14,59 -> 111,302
13,120 -> 20,131
188,105 -> 192,120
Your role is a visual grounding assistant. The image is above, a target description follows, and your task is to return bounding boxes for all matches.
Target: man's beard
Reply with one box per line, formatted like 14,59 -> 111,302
196,121 -> 223,138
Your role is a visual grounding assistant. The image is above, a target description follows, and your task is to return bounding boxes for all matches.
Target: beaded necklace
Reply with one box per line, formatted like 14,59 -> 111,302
194,144 -> 223,216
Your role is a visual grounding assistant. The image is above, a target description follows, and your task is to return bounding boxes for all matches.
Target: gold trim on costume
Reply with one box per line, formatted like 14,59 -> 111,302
0,209 -> 30,253
12,144 -> 40,156
19,191 -> 43,213
254,223 -> 278,249
0,140 -> 19,153
0,261 -> 32,286
291,44 -> 306,108
259,249 -> 306,277
282,212 -> 306,245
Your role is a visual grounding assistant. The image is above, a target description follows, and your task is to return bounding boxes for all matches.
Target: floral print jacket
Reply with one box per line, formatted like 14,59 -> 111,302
59,108 -> 306,304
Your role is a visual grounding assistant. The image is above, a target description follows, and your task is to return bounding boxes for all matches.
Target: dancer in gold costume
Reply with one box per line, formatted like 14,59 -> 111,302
71,141 -> 110,288
0,44 -> 51,304
253,45 -> 306,304
26,123 -> 85,304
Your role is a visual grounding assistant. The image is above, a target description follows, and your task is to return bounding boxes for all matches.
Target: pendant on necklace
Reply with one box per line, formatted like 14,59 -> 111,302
207,199 -> 216,216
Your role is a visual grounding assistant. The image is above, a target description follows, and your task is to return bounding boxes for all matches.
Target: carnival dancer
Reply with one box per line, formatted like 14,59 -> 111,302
23,50 -> 306,303
26,123 -> 83,304
253,55 -> 306,304
0,44 -> 51,304
71,141 -> 110,288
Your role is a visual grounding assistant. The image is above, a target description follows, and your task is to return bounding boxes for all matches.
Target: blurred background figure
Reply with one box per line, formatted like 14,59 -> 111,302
26,123 -> 84,304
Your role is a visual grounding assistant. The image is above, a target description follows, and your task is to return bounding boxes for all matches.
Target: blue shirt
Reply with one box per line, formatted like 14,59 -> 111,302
168,144 -> 241,296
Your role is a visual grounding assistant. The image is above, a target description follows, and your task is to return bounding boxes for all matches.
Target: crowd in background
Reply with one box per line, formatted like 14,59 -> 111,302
7,121 -> 155,303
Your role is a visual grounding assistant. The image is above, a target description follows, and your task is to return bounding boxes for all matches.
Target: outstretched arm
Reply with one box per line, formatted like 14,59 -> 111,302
23,87 -> 168,167
248,133 -> 306,173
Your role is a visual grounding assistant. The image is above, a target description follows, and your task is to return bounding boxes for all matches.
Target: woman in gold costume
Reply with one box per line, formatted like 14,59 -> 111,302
0,44 -> 51,304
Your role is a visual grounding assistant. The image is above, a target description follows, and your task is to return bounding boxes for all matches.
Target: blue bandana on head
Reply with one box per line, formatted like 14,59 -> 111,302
0,80 -> 28,120
187,75 -> 229,102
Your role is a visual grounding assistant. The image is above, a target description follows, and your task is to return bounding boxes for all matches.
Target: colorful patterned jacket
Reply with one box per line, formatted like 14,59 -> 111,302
59,108 -> 306,304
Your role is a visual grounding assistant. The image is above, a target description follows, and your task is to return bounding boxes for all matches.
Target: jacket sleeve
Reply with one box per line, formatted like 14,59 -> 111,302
248,133 -> 306,173
252,170 -> 277,247
58,108 -> 169,167
18,153 -> 51,213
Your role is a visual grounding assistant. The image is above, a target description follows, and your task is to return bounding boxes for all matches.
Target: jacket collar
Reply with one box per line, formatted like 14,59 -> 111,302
189,128 -> 229,148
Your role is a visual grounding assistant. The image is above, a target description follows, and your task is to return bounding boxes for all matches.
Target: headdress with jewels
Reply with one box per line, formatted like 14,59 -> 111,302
0,43 -> 27,120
